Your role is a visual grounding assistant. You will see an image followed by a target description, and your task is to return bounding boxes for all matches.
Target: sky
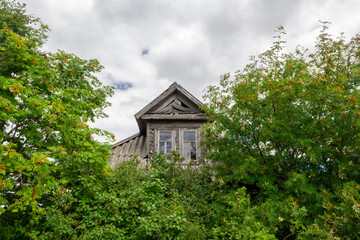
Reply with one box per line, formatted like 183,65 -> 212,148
19,0 -> 360,142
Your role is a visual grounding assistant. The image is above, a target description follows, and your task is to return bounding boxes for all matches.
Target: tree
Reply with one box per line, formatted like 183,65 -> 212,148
0,0 -> 114,238
202,25 -> 360,239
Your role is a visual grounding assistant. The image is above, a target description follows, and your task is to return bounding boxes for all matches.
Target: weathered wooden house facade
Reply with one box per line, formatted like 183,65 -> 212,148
109,82 -> 208,168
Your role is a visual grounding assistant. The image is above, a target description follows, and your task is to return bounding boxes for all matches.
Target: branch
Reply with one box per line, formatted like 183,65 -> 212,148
283,231 -> 300,240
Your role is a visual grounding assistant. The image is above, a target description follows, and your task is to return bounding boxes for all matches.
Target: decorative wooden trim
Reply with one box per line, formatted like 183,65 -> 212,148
135,82 -> 203,119
142,114 -> 207,120
134,82 -> 205,133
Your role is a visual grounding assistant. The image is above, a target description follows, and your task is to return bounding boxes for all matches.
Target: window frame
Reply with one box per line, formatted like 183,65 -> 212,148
156,129 -> 175,157
180,128 -> 199,162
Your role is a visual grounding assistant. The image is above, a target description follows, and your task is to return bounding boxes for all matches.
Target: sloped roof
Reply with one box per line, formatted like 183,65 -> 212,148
110,133 -> 147,168
135,82 -> 206,133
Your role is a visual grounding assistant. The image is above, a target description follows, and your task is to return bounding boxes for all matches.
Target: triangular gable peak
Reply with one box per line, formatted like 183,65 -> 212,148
153,98 -> 199,114
135,82 -> 206,133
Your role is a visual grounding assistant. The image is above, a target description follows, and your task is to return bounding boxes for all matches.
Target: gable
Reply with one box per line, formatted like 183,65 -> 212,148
154,99 -> 198,114
149,94 -> 201,114
135,82 -> 206,133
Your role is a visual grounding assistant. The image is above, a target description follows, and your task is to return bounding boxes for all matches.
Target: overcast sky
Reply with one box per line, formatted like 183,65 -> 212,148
20,0 -> 360,142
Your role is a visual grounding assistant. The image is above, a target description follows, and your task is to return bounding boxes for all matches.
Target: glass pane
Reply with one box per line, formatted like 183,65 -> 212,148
184,131 -> 196,141
166,142 -> 172,154
184,142 -> 191,160
159,142 -> 164,153
191,141 -> 196,160
160,131 -> 172,141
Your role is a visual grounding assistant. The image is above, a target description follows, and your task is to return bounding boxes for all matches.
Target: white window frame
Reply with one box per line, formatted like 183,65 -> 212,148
156,129 -> 175,157
180,129 -> 198,162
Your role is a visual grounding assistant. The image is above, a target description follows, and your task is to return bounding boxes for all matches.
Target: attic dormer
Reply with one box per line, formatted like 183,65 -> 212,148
110,82 -> 207,168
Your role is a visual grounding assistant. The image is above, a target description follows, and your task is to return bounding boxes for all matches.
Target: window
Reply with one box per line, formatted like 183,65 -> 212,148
155,129 -> 199,162
183,130 -> 197,160
159,131 -> 173,156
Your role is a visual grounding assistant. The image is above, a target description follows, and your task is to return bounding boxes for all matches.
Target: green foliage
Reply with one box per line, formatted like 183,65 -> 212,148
30,155 -> 205,239
32,153 -> 276,239
202,24 -> 360,239
2,1 -> 359,239
0,0 -> 114,238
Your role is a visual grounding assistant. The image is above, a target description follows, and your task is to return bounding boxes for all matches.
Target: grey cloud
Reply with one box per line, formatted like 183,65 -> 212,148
19,0 -> 360,141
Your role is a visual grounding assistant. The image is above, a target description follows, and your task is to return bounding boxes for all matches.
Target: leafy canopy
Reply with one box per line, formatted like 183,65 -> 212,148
1,0 -> 360,238
202,24 -> 360,239
0,0 -> 114,238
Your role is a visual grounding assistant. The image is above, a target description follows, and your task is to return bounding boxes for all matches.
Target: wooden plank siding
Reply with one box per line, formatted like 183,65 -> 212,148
109,82 -> 208,168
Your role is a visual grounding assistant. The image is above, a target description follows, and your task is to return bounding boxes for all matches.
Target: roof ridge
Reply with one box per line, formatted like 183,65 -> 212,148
112,132 -> 141,148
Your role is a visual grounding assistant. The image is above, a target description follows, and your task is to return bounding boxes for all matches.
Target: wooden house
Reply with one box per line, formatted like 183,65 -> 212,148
109,82 -> 208,168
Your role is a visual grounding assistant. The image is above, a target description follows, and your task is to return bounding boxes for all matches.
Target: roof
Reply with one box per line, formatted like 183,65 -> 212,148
135,82 -> 205,133
110,133 -> 147,168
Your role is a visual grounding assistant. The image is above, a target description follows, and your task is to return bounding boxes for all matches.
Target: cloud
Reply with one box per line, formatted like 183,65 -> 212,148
20,0 -> 360,141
